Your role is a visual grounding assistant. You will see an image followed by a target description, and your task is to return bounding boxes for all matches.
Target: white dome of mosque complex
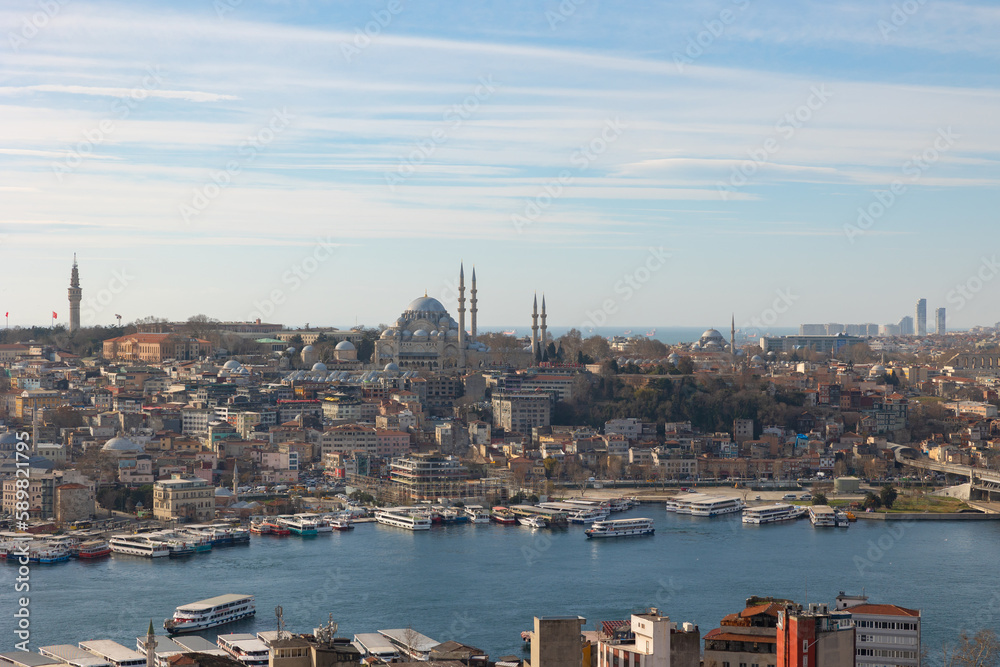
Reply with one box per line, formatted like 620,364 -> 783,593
373,264 -> 544,371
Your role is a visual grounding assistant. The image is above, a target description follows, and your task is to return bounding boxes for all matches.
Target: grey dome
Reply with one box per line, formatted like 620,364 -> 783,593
701,329 -> 724,341
102,436 -> 143,452
384,362 -> 400,373
405,296 -> 447,313
223,359 -> 241,370
312,362 -> 328,372
335,340 -> 355,351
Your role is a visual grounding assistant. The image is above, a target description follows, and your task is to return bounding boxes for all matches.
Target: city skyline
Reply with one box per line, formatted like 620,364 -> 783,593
2,1 -> 999,329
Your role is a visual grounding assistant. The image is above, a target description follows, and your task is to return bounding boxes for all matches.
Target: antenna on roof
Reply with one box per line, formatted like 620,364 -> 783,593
275,606 -> 286,640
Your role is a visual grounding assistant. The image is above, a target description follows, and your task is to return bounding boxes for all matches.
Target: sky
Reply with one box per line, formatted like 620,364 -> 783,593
1,0 -> 999,333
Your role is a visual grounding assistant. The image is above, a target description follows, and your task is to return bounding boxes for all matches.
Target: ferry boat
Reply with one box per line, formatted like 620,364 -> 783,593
77,540 -> 112,559
808,505 -> 837,527
742,503 -> 801,524
689,497 -> 745,517
277,516 -> 319,536
164,594 -> 256,634
464,505 -> 491,524
584,517 -> 654,538
834,510 -> 851,527
567,507 -> 610,524
109,536 -> 171,558
440,508 -> 469,524
518,515 -> 547,529
491,507 -> 517,525
375,509 -> 432,531
330,517 -> 354,531
667,493 -> 710,514
607,497 -> 635,512
250,520 -> 290,536
34,547 -> 70,563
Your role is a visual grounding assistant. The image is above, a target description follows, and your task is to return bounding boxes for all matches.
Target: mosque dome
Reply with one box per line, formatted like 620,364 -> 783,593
405,296 -> 447,313
223,359 -> 241,370
751,355 -> 763,363
380,329 -> 394,339
102,436 -> 143,452
312,362 -> 328,372
412,329 -> 429,340
700,329 -> 725,344
870,364 -> 887,376
335,340 -> 355,351
384,362 -> 400,373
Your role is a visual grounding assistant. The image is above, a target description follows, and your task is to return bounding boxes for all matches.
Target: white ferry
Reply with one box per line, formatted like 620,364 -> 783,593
464,505 -> 491,524
109,536 -> 170,558
808,505 -> 837,527
607,497 -> 635,512
742,503 -> 800,524
297,513 -> 333,533
668,493 -> 711,514
277,516 -> 319,536
567,507 -> 609,524
689,497 -> 745,517
164,594 -> 256,634
375,509 -> 432,531
584,517 -> 654,538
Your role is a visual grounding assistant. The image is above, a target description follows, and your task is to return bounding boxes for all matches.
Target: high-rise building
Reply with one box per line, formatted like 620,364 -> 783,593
898,316 -> 914,336
68,255 -> 81,332
935,307 -> 946,335
915,299 -> 927,336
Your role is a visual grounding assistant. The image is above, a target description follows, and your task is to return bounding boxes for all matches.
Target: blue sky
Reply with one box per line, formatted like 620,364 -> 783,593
1,0 -> 998,332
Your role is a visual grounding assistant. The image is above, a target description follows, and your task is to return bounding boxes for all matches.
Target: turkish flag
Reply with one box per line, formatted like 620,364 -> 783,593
52,311 -> 57,318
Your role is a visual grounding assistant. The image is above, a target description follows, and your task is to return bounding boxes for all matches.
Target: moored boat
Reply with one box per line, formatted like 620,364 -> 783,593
491,507 -> 517,525
77,540 -> 112,559
376,509 -> 432,531
109,536 -> 171,558
517,515 -> 547,529
742,503 -> 799,524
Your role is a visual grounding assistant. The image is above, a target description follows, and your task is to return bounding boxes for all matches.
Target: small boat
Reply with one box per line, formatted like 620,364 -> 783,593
491,507 -> 517,525
835,511 -> 851,528
845,511 -> 857,522
464,505 -> 491,524
503,330 -> 516,336
164,594 -> 255,634
330,517 -> 354,531
518,516 -> 547,529
77,540 -> 112,559
584,518 -> 654,538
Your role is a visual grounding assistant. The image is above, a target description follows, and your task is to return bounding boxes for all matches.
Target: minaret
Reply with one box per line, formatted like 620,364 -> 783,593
540,294 -> 548,356
470,267 -> 478,342
232,461 -> 239,499
731,314 -> 736,371
457,263 -> 467,369
68,254 -> 81,333
531,294 -> 539,361
145,620 -> 157,667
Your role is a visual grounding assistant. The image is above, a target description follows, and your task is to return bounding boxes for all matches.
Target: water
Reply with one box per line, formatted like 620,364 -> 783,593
4,511 -> 998,658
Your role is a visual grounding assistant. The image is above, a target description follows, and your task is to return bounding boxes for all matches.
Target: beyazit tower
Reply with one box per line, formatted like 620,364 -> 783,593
68,254 -> 81,332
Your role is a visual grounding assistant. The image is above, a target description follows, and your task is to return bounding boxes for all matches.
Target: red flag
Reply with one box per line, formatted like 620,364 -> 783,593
52,311 -> 57,318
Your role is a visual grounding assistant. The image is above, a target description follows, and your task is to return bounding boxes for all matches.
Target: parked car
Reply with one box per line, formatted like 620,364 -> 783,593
782,493 -> 797,500
800,493 -> 813,501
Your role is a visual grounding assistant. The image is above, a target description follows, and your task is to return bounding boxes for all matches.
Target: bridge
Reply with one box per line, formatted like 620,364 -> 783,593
890,445 -> 1000,510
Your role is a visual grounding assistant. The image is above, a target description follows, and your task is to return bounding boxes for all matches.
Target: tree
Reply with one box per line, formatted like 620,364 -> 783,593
943,629 -> 1000,667
811,493 -> 828,506
863,492 -> 882,510
287,334 -> 304,348
880,484 -> 898,510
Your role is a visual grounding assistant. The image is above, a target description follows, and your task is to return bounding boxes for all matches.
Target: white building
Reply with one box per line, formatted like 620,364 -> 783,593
605,418 -> 643,441
835,593 -> 921,667
597,610 -> 673,667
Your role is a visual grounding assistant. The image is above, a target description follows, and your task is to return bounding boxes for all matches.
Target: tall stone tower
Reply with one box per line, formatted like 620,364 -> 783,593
540,294 -> 548,357
144,620 -> 157,667
68,254 -> 81,332
530,294 -> 539,361
470,267 -> 478,342
731,314 -> 736,371
457,263 -> 467,369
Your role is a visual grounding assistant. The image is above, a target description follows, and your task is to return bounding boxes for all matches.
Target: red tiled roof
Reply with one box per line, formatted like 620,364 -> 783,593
848,604 -> 920,617
705,629 -> 776,643
602,620 -> 629,636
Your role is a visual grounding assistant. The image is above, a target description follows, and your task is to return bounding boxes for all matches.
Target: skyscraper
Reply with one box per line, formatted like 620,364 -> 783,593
915,298 -> 927,336
898,316 -> 914,336
936,307 -> 946,335
68,254 -> 81,332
